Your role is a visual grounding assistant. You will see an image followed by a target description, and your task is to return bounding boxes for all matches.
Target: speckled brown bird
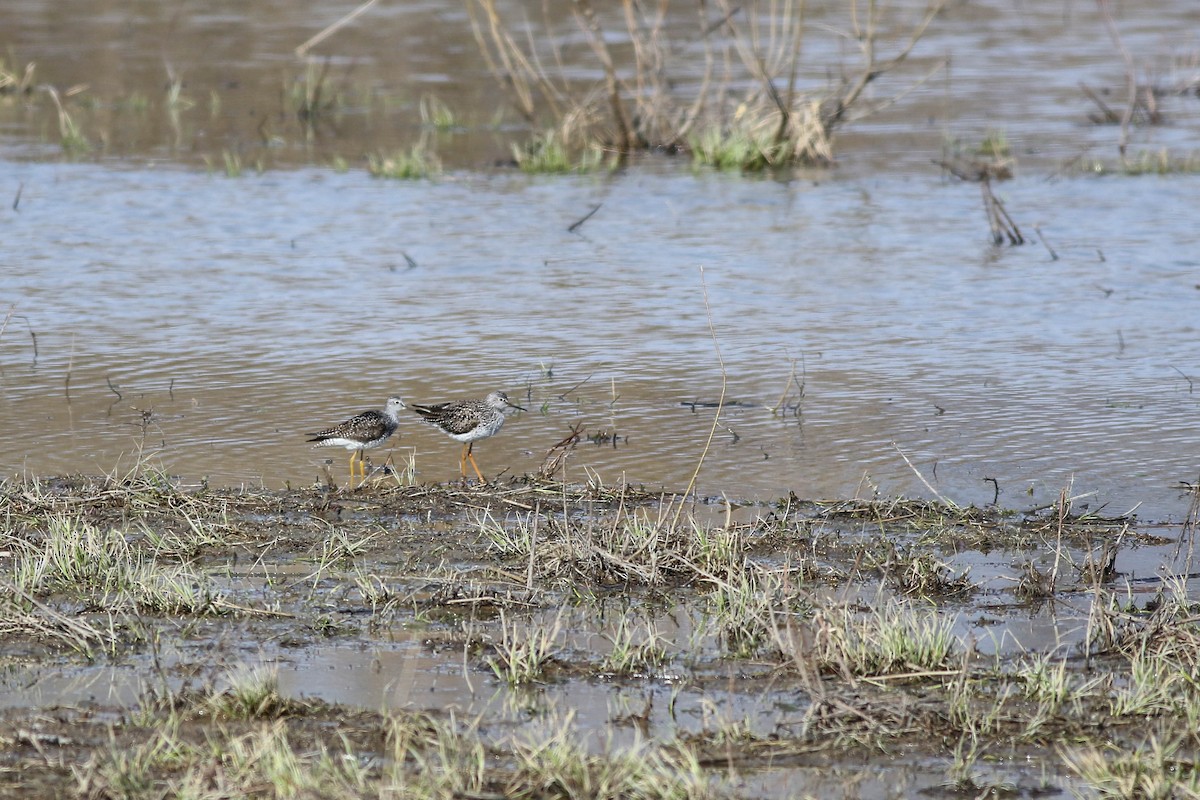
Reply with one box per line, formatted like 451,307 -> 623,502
411,390 -> 524,482
308,396 -> 405,482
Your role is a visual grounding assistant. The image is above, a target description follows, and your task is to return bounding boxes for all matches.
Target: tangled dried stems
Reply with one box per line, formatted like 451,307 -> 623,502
0,59 -> 36,98
935,156 -> 1023,245
469,0 -> 948,169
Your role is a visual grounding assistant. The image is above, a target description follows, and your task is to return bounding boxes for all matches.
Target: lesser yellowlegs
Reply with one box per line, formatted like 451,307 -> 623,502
308,396 -> 405,482
411,390 -> 525,482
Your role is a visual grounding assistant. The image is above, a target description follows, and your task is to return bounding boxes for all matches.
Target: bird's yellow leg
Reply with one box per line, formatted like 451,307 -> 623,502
466,443 -> 486,483
458,445 -> 468,478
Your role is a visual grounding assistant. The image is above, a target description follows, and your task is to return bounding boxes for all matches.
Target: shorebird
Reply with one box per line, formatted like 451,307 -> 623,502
308,396 -> 405,482
411,390 -> 525,482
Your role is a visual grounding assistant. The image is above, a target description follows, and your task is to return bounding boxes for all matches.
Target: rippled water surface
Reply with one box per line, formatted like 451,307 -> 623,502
2,0 -> 1199,516
2,161 -> 1198,517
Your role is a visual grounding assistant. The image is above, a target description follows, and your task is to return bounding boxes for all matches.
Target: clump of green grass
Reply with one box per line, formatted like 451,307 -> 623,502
121,91 -> 150,112
487,609 -> 563,686
513,129 -> 607,174
976,128 -> 1011,158
385,713 -> 490,797
509,719 -> 715,800
12,515 -> 134,593
85,702 -> 722,800
863,542 -> 974,598
690,126 -> 771,171
208,665 -> 294,720
690,108 -> 833,171
12,515 -> 224,615
1081,149 -> 1200,175
367,143 -> 441,179
352,570 -> 402,614
289,60 -> 341,124
1109,646 -> 1198,719
201,150 -> 250,177
420,93 -> 459,130
386,711 -> 718,799
1061,737 -> 1200,800
1015,653 -> 1073,708
40,85 -> 90,154
477,504 -> 750,588
0,582 -> 113,657
704,565 -> 811,658
811,599 -> 959,676
81,718 -> 372,800
78,718 -> 191,798
600,618 -> 669,676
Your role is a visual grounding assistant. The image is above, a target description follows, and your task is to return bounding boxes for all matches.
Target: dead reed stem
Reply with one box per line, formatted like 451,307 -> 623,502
294,0 -> 380,58
574,0 -> 633,156
470,0 -> 948,167
672,266 -> 726,529
1095,0 -> 1136,156
892,442 -> 956,508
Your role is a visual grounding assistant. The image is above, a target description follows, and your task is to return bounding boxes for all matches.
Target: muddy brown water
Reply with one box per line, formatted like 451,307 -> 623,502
2,165 -> 1197,521
2,1 -> 1200,797
2,0 -> 1198,520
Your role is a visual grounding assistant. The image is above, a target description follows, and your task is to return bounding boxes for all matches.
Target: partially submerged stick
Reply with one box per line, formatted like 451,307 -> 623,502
295,0 -> 379,58
671,266 -> 726,529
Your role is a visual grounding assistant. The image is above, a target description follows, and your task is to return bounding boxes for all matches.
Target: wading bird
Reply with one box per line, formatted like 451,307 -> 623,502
411,390 -> 524,482
308,396 -> 405,483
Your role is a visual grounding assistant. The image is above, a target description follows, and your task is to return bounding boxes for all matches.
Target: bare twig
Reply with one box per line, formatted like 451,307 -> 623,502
1033,224 -> 1059,260
1,308 -> 39,362
826,0 -> 949,131
672,266 -> 726,529
471,0 -> 947,167
537,427 -> 579,479
892,442 -> 957,508
770,358 -> 805,418
556,373 -> 593,401
567,202 -> 602,233
572,0 -> 634,156
1174,476 -> 1200,577
1080,82 -> 1120,124
1171,366 -> 1194,394
1095,0 -> 1136,156
65,333 -> 75,401
935,159 -> 1022,245
983,180 -> 1024,245
294,0 -> 379,58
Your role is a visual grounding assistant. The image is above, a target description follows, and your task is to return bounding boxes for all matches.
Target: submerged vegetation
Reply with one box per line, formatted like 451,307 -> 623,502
3,2 -> 1196,177
0,467 -> 1197,798
366,141 -> 442,179
469,0 -> 947,171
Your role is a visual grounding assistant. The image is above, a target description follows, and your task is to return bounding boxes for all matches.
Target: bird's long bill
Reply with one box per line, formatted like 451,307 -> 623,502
505,398 -> 527,412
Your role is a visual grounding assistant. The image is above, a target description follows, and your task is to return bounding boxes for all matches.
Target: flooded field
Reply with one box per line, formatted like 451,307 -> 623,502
2,0 -> 1200,797
2,477 -> 1198,798
2,161 -> 1198,519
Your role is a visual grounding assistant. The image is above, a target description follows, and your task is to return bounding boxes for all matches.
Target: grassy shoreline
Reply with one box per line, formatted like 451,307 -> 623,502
1,472 -> 1197,797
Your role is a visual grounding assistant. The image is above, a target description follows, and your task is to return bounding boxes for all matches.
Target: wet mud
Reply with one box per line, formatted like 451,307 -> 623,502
1,472 -> 1197,797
